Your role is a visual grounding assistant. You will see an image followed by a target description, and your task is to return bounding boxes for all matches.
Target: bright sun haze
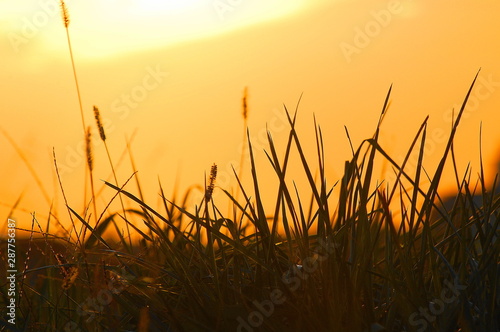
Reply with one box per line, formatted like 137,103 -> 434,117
1,0 -> 500,233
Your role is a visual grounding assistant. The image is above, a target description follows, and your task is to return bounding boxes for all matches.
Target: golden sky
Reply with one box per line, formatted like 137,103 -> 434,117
1,0 -> 500,233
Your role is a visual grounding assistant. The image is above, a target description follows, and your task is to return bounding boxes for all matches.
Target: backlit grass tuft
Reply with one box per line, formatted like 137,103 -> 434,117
1,76 -> 499,331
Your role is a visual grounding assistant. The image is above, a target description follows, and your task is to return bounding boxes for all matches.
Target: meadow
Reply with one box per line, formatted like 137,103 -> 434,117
1,78 -> 499,331
1,2 -> 499,332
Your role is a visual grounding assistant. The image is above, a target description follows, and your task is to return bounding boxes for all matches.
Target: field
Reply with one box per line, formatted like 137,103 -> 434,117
1,79 -> 499,331
1,2 -> 499,332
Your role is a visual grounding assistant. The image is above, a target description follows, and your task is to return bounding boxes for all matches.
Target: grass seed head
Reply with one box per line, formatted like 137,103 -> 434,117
242,87 -> 248,121
205,163 -> 217,201
61,266 -> 79,290
85,126 -> 93,171
60,0 -> 70,28
54,253 -> 79,290
93,105 -> 106,141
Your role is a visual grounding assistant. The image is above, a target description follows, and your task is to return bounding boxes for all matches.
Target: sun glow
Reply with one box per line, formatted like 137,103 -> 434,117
127,0 -> 202,15
2,0 -> 307,59
68,0 -> 307,58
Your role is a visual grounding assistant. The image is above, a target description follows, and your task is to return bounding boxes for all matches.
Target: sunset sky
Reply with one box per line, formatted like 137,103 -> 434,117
1,0 -> 500,233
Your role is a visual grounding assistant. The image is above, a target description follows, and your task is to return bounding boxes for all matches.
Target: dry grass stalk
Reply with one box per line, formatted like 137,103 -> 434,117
85,126 -> 98,236
93,105 -> 131,246
59,0 -> 86,136
236,87 -> 249,201
93,105 -> 107,141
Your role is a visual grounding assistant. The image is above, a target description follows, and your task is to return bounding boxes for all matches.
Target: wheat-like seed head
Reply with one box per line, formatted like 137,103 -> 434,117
93,106 -> 106,141
205,163 -> 218,201
85,127 -> 93,171
60,0 -> 70,28
242,87 -> 248,121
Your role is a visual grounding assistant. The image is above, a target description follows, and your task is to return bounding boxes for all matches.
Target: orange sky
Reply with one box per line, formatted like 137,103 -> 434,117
1,0 -> 500,234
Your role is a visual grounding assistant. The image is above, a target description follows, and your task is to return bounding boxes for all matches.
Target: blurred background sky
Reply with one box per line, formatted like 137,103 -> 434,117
1,0 -> 500,233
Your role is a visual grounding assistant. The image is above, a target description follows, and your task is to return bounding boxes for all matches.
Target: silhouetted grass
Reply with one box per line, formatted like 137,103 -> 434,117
1,74 -> 499,332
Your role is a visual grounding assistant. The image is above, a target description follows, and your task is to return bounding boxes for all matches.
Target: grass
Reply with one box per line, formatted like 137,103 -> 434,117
1,81 -> 499,331
0,3 -> 499,332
